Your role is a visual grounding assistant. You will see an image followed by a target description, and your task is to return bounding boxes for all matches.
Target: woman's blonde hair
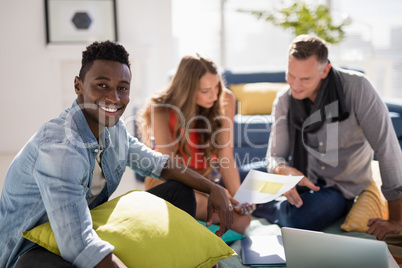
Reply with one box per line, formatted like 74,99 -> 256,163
139,54 -> 224,176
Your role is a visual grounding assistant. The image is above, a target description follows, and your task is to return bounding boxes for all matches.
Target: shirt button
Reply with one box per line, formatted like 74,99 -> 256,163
321,166 -> 325,170
319,142 -> 324,146
94,149 -> 99,153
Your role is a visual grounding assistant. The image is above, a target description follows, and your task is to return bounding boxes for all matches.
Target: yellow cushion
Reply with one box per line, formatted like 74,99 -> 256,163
341,179 -> 388,232
229,82 -> 287,115
22,191 -> 236,268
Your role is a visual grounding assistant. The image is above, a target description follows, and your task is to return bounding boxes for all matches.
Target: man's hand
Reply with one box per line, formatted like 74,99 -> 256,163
95,253 -> 127,268
161,159 -> 234,236
285,177 -> 320,208
206,184 -> 234,237
274,165 -> 320,208
367,218 -> 402,240
368,198 -> 402,240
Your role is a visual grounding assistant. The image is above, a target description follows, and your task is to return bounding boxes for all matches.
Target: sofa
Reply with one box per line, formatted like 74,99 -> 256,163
222,69 -> 402,181
223,70 -> 290,180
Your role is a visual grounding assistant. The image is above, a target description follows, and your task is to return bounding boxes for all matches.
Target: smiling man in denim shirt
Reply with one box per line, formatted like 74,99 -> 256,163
0,41 -> 233,268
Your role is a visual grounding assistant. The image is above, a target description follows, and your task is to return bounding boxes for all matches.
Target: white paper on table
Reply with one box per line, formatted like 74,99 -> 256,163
233,169 -> 303,205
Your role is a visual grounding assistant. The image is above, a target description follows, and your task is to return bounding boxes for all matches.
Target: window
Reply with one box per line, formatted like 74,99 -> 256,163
172,0 -> 402,98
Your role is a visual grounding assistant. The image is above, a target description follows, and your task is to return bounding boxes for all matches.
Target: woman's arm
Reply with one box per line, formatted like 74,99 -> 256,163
151,107 -> 178,156
216,88 -> 241,197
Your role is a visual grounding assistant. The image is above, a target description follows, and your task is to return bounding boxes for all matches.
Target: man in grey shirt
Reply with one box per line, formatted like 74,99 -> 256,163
253,35 -> 402,240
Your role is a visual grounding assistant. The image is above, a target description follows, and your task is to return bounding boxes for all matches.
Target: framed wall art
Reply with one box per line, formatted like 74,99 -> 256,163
45,0 -> 117,44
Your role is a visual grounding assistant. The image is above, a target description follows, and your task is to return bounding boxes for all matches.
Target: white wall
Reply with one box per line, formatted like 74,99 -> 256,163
0,0 -> 173,156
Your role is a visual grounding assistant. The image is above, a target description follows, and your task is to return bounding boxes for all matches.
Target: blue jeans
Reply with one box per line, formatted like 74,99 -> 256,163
252,182 -> 354,231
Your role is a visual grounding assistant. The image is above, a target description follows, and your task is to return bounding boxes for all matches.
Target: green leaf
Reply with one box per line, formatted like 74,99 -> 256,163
238,1 -> 345,44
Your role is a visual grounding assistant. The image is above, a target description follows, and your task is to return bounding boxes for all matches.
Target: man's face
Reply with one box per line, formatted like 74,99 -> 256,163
75,59 -> 131,137
286,55 -> 331,103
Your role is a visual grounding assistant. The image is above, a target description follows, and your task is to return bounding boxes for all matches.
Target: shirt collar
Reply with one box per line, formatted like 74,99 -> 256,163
66,100 -> 111,150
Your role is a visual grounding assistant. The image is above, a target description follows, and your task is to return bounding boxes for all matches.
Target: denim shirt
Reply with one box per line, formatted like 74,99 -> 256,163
0,101 -> 169,268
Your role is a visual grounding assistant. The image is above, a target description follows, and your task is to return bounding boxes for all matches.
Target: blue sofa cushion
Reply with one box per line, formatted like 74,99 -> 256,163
233,115 -> 272,146
387,103 -> 402,139
222,70 -> 286,86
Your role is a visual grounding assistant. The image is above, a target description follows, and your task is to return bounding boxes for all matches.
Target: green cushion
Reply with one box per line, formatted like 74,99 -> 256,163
23,191 -> 236,267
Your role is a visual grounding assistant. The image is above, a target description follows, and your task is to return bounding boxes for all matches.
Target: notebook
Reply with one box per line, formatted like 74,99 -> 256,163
281,227 -> 398,268
241,234 -> 286,266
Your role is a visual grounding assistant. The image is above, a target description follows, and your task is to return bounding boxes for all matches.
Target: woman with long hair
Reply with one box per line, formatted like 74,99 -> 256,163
139,54 -> 254,234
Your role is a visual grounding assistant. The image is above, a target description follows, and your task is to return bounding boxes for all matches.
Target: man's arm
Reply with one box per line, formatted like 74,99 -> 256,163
35,143 -> 114,267
368,198 -> 402,240
160,158 -> 233,237
388,198 -> 402,227
267,90 -> 319,207
266,90 -> 291,173
95,253 -> 127,268
349,74 -> 402,239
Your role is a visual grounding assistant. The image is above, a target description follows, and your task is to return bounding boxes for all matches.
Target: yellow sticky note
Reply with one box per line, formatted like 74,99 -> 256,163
245,179 -> 266,191
245,179 -> 284,194
259,181 -> 284,194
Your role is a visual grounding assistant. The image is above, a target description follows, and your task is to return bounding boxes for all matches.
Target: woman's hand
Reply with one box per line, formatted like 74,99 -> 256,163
238,203 -> 257,215
223,188 -> 256,215
230,197 -> 256,215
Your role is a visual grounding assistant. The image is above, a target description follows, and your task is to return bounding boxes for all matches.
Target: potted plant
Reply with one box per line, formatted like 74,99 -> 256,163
238,1 -> 345,44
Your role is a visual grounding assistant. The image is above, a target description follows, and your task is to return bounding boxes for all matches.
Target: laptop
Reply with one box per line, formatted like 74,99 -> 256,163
281,227 -> 398,268
241,234 -> 286,266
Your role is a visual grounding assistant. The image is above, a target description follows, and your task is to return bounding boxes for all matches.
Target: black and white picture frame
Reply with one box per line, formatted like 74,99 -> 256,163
45,0 -> 117,44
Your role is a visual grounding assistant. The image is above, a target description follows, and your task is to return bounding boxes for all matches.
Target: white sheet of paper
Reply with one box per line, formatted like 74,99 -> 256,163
241,234 -> 286,265
233,170 -> 303,205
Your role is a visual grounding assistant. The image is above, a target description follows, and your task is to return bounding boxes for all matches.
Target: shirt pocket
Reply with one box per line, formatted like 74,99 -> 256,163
115,163 -> 125,177
338,115 -> 365,149
313,115 -> 364,151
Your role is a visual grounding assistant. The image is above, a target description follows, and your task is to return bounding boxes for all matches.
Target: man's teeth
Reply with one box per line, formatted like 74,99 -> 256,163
100,106 -> 118,112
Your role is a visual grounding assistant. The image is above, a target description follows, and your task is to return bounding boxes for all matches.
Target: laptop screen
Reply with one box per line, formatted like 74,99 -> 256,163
281,227 -> 391,268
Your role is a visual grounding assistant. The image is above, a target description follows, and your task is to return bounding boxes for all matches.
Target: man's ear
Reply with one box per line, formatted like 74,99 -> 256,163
74,76 -> 82,95
321,63 -> 332,79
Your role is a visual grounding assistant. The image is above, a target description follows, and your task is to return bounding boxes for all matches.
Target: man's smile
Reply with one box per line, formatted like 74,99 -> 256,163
98,103 -> 123,113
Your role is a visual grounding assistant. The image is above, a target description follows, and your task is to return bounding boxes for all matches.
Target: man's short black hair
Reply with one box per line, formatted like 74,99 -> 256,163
79,40 -> 131,81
